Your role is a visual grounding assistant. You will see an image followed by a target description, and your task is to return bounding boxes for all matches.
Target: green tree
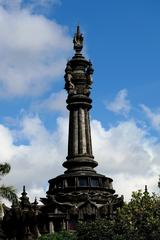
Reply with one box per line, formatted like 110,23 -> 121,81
38,231 -> 77,240
0,163 -> 17,202
77,219 -> 116,240
115,190 -> 160,239
77,190 -> 160,240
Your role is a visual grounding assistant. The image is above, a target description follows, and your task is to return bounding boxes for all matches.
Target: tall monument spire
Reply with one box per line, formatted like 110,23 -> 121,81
73,25 -> 83,54
63,25 -> 97,174
44,27 -> 123,231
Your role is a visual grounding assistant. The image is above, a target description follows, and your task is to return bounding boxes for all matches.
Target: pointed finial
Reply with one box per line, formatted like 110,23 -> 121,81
20,185 -> 30,208
77,25 -> 80,35
23,185 -> 26,193
145,185 -> 148,192
73,25 -> 83,54
32,197 -> 38,212
33,197 -> 38,206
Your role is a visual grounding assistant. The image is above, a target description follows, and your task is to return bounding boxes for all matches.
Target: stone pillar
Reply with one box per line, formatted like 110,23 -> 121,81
62,219 -> 66,230
68,110 -> 79,156
78,108 -> 87,154
66,220 -> 69,231
49,221 -> 54,234
62,25 -> 98,173
0,202 -> 4,221
85,109 -> 92,155
35,225 -> 41,238
68,107 -> 93,156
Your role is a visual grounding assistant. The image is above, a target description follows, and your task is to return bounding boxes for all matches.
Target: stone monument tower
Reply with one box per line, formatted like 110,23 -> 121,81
40,26 -> 123,232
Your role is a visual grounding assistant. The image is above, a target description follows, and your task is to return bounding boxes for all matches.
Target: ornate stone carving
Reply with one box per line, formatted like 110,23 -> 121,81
86,60 -> 94,86
64,63 -> 75,94
73,25 -> 83,54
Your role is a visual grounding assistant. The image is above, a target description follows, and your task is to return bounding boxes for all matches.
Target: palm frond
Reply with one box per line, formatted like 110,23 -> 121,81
0,163 -> 11,176
0,185 -> 18,202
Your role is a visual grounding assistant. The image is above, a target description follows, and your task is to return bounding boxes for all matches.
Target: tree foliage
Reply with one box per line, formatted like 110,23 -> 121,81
38,231 -> 77,240
77,219 -> 115,240
0,163 -> 11,175
0,162 -> 17,202
77,190 -> 160,240
38,190 -> 160,240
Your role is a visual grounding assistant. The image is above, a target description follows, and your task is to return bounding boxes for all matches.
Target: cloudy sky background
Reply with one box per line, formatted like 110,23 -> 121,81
1,0 -> 160,203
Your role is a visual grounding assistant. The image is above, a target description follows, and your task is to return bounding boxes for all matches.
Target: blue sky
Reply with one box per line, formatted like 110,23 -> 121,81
1,0 -> 160,202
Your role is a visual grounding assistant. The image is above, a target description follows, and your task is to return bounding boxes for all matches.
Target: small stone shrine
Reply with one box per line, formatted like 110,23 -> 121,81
2,26 -> 123,239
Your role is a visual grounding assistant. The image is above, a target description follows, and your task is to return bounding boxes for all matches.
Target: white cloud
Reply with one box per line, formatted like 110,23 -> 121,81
92,119 -> 154,175
91,119 -> 160,201
105,89 -> 131,116
0,4 -> 71,97
1,115 -> 68,202
1,114 -> 160,203
32,90 -> 67,114
113,173 -> 158,201
141,104 -> 160,130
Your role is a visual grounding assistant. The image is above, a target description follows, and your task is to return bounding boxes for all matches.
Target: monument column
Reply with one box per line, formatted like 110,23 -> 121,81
63,26 -> 97,173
